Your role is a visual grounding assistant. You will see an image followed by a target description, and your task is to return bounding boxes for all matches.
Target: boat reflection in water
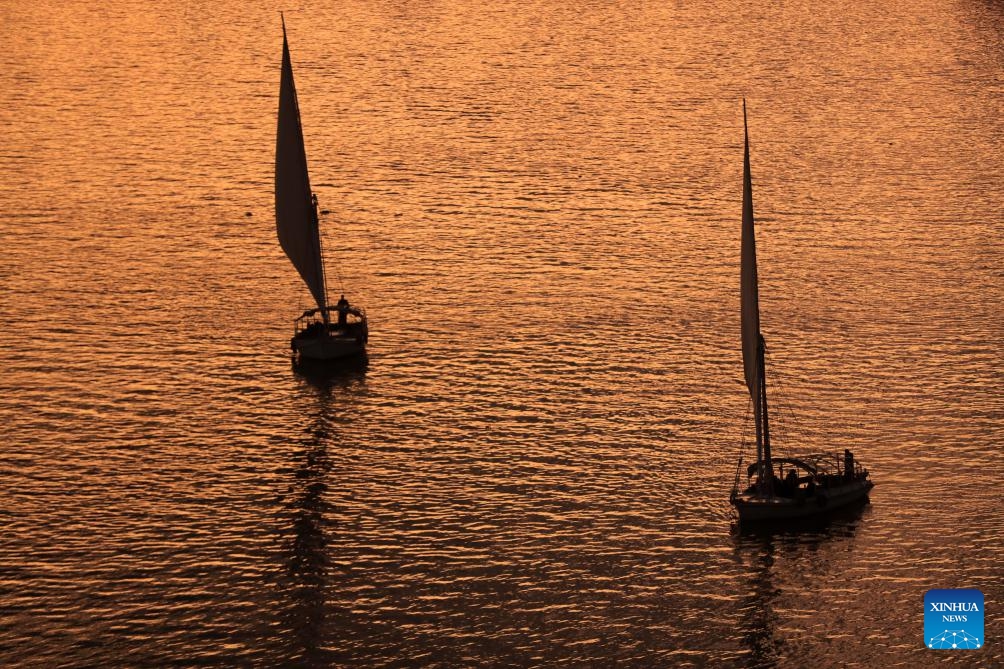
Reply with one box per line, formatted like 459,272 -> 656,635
737,535 -> 782,668
291,352 -> 370,382
733,505 -> 872,668
732,493 -> 872,537
274,357 -> 368,666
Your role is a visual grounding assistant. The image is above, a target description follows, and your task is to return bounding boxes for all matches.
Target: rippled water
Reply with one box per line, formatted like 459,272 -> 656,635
1,1 -> 1001,666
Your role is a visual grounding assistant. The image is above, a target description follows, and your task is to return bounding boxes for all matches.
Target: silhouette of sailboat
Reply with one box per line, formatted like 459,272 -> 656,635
275,16 -> 367,361
730,101 -> 873,523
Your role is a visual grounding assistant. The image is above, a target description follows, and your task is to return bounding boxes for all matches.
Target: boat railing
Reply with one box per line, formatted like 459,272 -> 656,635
294,305 -> 367,332
741,450 -> 869,489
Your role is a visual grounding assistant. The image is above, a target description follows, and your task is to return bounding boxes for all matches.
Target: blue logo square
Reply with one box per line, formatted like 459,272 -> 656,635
925,589 -> 983,650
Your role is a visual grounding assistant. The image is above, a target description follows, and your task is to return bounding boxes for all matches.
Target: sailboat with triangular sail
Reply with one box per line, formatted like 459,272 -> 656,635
729,101 -> 873,523
275,16 -> 367,361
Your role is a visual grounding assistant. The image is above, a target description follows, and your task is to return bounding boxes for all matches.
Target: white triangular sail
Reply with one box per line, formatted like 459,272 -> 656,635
275,18 -> 327,314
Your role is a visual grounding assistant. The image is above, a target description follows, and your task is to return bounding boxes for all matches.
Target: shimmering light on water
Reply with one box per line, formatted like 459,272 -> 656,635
1,1 -> 1001,666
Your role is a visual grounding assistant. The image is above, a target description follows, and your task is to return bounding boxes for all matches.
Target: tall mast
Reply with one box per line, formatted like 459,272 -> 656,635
759,334 -> 773,494
311,193 -> 331,325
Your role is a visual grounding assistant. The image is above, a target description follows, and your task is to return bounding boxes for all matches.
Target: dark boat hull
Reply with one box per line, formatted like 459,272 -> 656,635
292,322 -> 368,361
732,479 -> 873,522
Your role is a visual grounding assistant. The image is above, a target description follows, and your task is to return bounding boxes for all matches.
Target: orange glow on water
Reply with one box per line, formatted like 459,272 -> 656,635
1,0 -> 1002,666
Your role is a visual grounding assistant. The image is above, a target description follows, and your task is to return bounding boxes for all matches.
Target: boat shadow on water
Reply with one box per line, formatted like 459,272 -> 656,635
731,501 -> 872,668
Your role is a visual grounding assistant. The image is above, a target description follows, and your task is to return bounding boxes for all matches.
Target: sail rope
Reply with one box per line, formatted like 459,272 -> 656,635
734,398 -> 753,494
764,349 -> 789,456
740,397 -> 752,457
318,209 -> 347,299
763,347 -> 809,458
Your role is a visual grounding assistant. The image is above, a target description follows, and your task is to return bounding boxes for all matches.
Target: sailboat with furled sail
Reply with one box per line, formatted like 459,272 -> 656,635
275,16 -> 367,361
730,101 -> 873,523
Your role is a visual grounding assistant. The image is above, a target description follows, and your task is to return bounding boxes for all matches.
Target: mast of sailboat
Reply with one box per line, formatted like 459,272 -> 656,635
312,193 -> 332,326
277,14 -> 331,325
759,333 -> 773,488
741,99 -> 773,495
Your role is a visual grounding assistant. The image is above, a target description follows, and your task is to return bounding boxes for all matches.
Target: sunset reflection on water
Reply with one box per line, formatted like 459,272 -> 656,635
0,1 -> 1001,666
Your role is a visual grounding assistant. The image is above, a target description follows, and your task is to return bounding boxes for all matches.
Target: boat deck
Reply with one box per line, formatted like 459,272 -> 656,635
731,450 -> 873,522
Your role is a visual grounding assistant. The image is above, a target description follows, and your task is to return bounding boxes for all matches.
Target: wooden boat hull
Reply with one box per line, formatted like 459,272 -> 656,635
732,480 -> 873,522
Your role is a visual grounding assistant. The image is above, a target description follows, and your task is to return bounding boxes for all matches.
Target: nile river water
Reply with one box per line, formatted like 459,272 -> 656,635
1,1 -> 1001,666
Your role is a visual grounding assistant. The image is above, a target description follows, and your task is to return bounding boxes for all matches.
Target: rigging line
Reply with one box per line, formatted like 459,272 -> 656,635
773,370 -> 805,448
763,348 -> 791,456
333,261 -> 346,295
767,367 -> 792,454
319,210 -> 347,296
734,397 -> 754,493
769,372 -> 790,446
764,348 -> 808,451
739,394 -> 753,461
741,396 -> 752,449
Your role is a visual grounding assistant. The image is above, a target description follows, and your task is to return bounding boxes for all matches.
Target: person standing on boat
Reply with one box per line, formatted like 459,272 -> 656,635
784,467 -> 798,496
336,294 -> 350,327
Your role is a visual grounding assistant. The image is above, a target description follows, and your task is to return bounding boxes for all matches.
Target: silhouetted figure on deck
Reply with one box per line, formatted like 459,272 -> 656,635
336,294 -> 349,327
784,467 -> 798,497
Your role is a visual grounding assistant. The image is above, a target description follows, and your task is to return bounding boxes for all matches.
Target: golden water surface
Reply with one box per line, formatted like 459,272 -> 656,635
1,1 -> 1001,666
